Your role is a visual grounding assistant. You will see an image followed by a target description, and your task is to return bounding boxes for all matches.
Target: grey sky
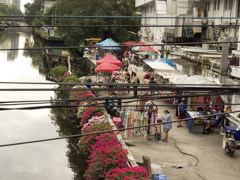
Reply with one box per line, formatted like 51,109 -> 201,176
21,0 -> 32,12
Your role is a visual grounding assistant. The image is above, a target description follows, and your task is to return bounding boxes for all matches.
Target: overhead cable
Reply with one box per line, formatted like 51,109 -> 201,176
0,41 -> 239,51
4,15 -> 240,19
0,110 -> 238,148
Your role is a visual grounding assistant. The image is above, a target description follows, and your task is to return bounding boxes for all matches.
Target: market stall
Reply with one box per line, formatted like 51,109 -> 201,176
185,111 -> 207,133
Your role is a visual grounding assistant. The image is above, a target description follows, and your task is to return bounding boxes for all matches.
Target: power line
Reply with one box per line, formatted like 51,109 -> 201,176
0,41 -> 239,51
0,87 -> 238,92
1,82 -> 239,87
4,24 -> 240,28
4,15 -> 240,19
0,91 -> 236,110
0,110 -> 238,148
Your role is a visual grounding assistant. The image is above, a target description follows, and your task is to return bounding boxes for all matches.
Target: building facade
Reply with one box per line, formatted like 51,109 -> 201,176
136,0 -> 240,46
12,0 -> 20,9
0,0 -> 12,5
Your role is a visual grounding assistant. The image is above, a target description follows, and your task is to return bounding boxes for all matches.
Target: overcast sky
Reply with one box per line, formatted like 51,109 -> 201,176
21,0 -> 32,12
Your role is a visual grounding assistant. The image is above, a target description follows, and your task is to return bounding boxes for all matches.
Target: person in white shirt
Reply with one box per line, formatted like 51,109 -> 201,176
129,52 -> 132,64
132,53 -> 135,64
131,62 -> 137,77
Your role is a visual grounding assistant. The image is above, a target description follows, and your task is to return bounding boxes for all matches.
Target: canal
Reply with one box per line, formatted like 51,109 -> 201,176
0,28 -> 83,179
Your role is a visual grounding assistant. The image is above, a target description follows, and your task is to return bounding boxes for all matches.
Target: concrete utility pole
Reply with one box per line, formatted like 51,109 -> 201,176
220,37 -> 231,83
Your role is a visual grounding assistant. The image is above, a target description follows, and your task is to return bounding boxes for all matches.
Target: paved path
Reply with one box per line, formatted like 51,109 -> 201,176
125,98 -> 240,180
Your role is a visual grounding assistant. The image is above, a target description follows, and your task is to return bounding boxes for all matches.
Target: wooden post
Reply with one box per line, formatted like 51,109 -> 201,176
142,156 -> 152,177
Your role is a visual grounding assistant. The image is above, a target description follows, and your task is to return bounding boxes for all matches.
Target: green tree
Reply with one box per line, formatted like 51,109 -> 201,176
24,0 -> 42,24
53,0 -> 140,46
0,3 -> 22,15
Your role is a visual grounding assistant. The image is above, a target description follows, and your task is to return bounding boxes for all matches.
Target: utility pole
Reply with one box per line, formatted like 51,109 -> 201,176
220,37 -> 231,83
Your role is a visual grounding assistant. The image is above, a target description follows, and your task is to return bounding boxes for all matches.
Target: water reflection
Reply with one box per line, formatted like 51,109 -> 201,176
7,32 -> 19,61
0,29 -> 73,179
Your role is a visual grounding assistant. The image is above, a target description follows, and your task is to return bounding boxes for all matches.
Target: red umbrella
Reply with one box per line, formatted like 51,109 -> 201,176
121,41 -> 136,46
96,54 -> 122,66
95,63 -> 121,72
135,41 -> 145,46
139,46 -> 158,54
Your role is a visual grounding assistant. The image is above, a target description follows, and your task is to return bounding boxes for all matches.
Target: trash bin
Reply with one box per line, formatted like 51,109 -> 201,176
224,126 -> 240,141
155,132 -> 161,141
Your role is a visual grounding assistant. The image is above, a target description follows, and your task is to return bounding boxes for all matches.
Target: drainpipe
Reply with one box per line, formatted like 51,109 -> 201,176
220,37 -> 231,83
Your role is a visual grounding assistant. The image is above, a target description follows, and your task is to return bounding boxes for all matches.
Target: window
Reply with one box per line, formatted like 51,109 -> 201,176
225,0 -> 228,10
214,1 -> 217,10
208,2 -> 210,11
217,0 -> 220,10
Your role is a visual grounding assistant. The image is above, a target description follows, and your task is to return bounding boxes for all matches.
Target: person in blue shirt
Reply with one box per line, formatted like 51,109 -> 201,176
160,110 -> 172,142
147,106 -> 153,141
204,109 -> 225,132
177,100 -> 188,128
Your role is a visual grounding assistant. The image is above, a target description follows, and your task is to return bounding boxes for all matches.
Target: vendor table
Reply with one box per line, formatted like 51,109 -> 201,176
185,111 -> 206,134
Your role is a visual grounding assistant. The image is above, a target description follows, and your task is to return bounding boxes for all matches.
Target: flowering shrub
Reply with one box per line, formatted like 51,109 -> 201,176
78,122 -> 112,153
69,88 -> 96,117
56,74 -> 81,99
84,142 -> 128,180
50,66 -> 68,80
58,74 -> 80,83
82,115 -> 107,133
105,167 -> 149,180
81,107 -> 105,127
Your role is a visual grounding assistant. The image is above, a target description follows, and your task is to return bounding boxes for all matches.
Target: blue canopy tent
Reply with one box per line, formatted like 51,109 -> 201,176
97,38 -> 119,47
154,58 -> 176,67
99,45 -> 121,50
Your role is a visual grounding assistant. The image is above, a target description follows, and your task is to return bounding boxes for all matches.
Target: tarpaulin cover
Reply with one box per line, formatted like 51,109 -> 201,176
99,45 -> 121,50
154,58 -> 176,67
95,63 -> 121,72
96,54 -> 122,66
137,51 -> 159,56
174,75 -> 217,85
139,46 -> 158,54
157,72 -> 188,79
144,60 -> 175,71
121,41 -> 136,46
97,38 -> 119,46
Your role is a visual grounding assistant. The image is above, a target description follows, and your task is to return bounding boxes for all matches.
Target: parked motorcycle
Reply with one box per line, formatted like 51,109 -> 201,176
224,130 -> 237,157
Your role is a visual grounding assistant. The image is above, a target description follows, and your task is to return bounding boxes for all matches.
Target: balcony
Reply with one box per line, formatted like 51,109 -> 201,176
135,0 -> 154,7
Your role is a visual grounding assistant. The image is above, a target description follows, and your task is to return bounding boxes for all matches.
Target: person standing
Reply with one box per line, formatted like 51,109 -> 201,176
126,73 -> 131,94
178,100 -> 187,128
132,72 -> 139,97
149,77 -> 157,97
147,106 -> 153,140
109,75 -> 116,95
160,110 -> 172,142
132,53 -> 135,64
131,62 -> 137,77
177,100 -> 188,128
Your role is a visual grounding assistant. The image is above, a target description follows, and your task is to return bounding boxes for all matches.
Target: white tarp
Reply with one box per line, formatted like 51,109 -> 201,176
157,72 -> 188,79
145,61 -> 175,71
174,75 -> 217,86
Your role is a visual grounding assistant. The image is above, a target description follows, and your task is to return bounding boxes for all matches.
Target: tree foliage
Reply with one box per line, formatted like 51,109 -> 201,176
0,3 -> 23,16
54,0 -> 140,46
24,0 -> 42,24
24,0 -> 140,46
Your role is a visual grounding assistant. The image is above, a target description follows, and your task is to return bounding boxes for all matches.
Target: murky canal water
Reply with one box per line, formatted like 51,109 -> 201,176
0,29 -> 77,179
